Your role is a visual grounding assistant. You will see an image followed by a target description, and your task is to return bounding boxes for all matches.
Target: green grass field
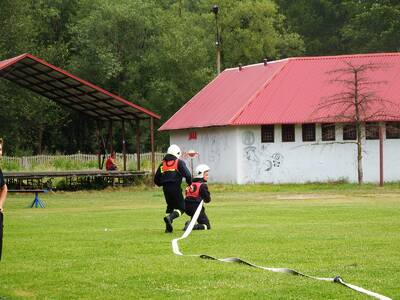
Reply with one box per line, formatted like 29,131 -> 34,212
1,184 -> 399,299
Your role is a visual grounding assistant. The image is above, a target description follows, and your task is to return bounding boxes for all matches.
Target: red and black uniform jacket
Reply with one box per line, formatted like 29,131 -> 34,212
154,154 -> 192,186
185,178 -> 211,203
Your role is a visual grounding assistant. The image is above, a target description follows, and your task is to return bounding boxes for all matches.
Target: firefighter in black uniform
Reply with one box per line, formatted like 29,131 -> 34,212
154,144 -> 192,233
0,139 -> 8,261
183,164 -> 211,231
0,139 -> 7,213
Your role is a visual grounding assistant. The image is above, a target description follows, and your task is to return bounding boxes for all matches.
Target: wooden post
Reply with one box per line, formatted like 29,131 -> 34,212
108,120 -> 113,154
379,123 -> 384,187
136,119 -> 141,171
122,120 -> 127,171
95,121 -> 101,169
150,117 -> 155,179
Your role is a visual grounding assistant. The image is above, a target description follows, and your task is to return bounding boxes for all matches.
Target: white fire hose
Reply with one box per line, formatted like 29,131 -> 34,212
171,200 -> 392,300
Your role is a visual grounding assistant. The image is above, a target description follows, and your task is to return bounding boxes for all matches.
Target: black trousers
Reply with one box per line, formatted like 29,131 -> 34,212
184,201 -> 211,229
162,184 -> 185,214
0,212 -> 3,260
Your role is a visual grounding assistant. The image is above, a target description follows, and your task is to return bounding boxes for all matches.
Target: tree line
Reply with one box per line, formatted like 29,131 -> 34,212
0,0 -> 399,155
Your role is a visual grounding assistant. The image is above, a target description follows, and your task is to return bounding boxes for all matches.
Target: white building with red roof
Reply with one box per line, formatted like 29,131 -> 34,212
159,53 -> 400,184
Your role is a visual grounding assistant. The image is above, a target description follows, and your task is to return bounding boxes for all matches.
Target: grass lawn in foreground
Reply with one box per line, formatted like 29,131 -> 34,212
0,184 -> 399,299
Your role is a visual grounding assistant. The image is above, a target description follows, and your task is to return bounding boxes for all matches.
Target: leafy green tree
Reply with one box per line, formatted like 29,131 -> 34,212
1,0 -> 305,154
276,0 -> 400,55
276,0 -> 349,55
67,0 -> 215,149
341,2 -> 400,53
218,0 -> 304,66
0,0 -> 36,58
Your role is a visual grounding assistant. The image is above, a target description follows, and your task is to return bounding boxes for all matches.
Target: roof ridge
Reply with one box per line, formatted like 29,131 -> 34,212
222,53 -> 400,69
292,52 -> 400,61
224,58 -> 289,71
220,53 -> 400,72
228,59 -> 290,125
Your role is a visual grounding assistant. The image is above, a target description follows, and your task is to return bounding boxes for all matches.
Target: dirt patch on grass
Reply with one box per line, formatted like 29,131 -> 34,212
276,194 -> 343,200
14,290 -> 35,298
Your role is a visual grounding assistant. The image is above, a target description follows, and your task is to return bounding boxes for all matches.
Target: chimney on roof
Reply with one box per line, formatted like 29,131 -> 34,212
263,58 -> 268,66
239,64 -> 242,71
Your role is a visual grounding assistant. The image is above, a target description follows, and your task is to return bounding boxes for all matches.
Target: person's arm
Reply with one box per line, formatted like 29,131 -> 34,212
154,163 -> 163,186
178,160 -> 192,185
200,184 -> 211,203
0,170 -> 7,212
0,184 -> 7,212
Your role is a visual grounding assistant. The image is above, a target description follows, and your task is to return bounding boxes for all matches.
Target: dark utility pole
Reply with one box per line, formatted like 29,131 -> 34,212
212,5 -> 221,74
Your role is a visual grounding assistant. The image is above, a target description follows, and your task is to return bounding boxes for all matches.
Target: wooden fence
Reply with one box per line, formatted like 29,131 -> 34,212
0,152 -> 165,170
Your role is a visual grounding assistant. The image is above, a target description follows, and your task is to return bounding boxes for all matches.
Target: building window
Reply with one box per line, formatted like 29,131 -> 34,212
343,124 -> 357,140
302,124 -> 316,142
282,124 -> 295,142
261,125 -> 274,143
386,122 -> 400,139
321,123 -> 335,141
365,122 -> 379,140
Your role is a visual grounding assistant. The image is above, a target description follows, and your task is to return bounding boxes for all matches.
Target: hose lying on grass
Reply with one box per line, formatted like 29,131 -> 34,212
171,200 -> 392,300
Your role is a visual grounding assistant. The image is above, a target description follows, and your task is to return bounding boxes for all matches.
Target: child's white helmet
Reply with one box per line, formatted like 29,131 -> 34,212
195,164 -> 210,178
167,144 -> 181,158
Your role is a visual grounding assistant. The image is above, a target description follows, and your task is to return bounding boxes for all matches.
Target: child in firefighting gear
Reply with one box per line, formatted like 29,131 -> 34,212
154,144 -> 192,233
183,164 -> 211,231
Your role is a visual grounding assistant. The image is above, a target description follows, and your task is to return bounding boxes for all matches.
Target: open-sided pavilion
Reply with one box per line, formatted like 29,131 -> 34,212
0,53 -> 161,186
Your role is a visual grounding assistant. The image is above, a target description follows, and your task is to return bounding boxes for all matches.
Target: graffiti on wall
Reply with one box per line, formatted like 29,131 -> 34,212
200,132 -> 229,164
242,131 -> 284,181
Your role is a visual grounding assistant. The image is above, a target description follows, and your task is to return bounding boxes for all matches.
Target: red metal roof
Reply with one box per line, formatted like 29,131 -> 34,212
159,53 -> 400,131
0,53 -> 160,120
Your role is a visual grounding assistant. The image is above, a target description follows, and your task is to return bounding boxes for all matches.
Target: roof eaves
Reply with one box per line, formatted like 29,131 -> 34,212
160,123 -> 229,131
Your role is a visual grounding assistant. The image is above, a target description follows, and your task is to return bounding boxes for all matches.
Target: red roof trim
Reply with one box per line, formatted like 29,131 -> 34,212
0,53 -> 28,70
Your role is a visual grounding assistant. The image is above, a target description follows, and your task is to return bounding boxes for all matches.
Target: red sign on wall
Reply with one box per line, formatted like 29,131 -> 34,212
188,131 -> 197,140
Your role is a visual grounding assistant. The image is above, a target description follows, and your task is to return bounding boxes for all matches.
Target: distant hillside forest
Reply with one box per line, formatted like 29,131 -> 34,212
1,0 -> 400,155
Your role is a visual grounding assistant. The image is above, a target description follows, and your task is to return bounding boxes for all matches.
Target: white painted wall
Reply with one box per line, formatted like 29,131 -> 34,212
238,125 -> 357,184
169,127 -> 239,183
169,124 -> 400,184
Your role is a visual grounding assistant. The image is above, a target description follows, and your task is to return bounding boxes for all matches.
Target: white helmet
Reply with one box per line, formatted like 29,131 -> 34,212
195,164 -> 210,179
167,144 -> 181,158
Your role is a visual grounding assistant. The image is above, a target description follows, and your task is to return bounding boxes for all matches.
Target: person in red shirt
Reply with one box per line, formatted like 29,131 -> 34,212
183,164 -> 211,231
105,151 -> 118,171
